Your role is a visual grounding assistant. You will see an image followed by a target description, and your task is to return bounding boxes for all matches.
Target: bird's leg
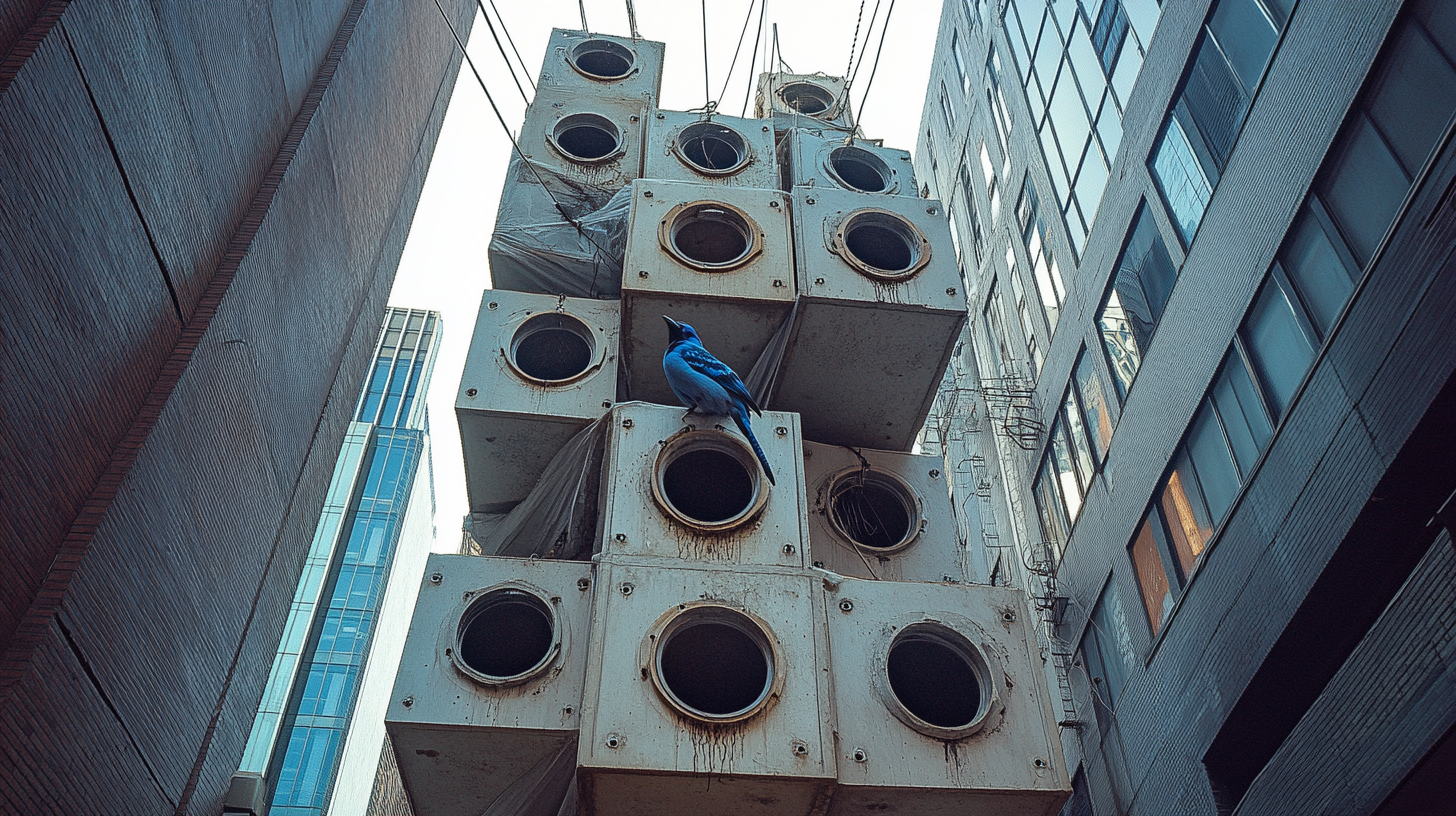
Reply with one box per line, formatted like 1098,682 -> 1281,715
681,404 -> 697,423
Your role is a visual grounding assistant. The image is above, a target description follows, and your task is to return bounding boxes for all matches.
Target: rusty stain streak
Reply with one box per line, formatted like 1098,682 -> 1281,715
686,719 -> 746,778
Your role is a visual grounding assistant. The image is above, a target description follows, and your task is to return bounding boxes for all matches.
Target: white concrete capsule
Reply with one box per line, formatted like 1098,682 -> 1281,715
536,29 -> 665,104
456,290 -> 617,513
820,578 -> 1071,814
518,88 -> 648,193
754,72 -> 856,135
577,560 -> 835,816
644,109 -> 780,188
619,178 -> 795,406
775,185 -> 968,450
385,555 -> 595,816
596,402 -> 807,568
781,128 -> 917,197
803,441 -> 969,583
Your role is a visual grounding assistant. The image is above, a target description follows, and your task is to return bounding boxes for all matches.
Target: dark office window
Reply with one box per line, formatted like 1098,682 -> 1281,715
1033,457 -> 1070,557
1239,276 -> 1317,420
1096,201 -> 1177,399
1129,513 -> 1172,636
1091,0 -> 1132,77
1320,117 -> 1408,266
1149,0 -> 1287,245
1073,349 -> 1117,461
1019,178 -> 1068,332
952,29 -> 971,94
1276,205 -> 1358,338
1079,581 -> 1131,732
1207,349 -> 1273,478
982,282 -> 1012,379
1182,402 -> 1240,531
1063,389 -> 1097,490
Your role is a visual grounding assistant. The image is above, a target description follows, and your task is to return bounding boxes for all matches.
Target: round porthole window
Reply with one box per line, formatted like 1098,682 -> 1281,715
659,201 -> 763,271
827,145 -> 894,194
506,312 -> 600,385
674,121 -> 751,176
826,468 -> 922,554
779,82 -> 837,117
832,209 -> 931,281
651,431 -> 768,532
567,39 -> 636,81
652,605 -> 779,723
550,113 -> 625,164
882,622 -> 996,739
453,588 -> 559,687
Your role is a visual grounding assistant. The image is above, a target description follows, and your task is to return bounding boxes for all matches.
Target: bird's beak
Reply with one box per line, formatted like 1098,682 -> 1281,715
662,315 -> 681,330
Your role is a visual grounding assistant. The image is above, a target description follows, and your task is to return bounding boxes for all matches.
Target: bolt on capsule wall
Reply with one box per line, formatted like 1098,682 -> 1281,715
389,36 -> 1068,816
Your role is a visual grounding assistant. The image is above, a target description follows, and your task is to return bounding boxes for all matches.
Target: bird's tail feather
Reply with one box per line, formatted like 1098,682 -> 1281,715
731,407 -> 776,486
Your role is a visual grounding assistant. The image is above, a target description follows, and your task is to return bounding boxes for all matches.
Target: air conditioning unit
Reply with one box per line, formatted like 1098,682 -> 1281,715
577,560 -> 835,815
385,555 -> 596,816
456,290 -> 618,514
754,72 -> 855,135
802,441 -> 966,583
537,29 -> 665,104
820,578 -> 1070,814
518,88 -> 647,194
618,179 -> 795,406
781,129 -> 916,196
643,110 -> 779,188
773,186 -> 967,450
596,402 -> 806,568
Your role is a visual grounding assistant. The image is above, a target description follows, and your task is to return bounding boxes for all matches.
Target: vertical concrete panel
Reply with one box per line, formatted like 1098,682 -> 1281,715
0,622 -> 174,815
0,32 -> 179,645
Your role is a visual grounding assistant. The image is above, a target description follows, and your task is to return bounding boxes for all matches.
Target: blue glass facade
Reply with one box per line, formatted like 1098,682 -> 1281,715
239,307 -> 439,816
269,429 -> 425,815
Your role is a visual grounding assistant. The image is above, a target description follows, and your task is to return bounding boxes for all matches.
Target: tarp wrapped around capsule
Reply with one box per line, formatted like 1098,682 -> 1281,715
487,153 -> 632,298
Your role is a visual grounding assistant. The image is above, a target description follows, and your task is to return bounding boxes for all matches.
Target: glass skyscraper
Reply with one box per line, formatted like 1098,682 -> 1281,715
236,307 -> 441,816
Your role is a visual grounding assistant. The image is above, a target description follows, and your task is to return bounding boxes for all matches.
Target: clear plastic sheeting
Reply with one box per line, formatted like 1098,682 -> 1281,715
475,412 -> 611,560
488,153 -> 632,298
478,736 -> 579,816
745,299 -> 798,408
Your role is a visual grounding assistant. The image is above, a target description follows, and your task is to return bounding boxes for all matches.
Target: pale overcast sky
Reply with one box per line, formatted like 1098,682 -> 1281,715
388,0 -> 944,552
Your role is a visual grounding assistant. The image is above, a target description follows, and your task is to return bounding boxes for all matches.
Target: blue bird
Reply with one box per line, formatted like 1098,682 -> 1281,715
661,316 -> 776,485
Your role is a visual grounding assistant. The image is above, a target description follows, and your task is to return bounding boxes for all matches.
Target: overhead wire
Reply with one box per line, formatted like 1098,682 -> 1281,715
701,0 -> 711,108
846,0 -> 882,92
740,0 -> 767,116
855,0 -> 896,131
844,0 -> 867,80
474,0 -> 530,104
430,0 -> 617,293
625,0 -> 641,39
487,0 -> 535,92
714,0 -> 758,109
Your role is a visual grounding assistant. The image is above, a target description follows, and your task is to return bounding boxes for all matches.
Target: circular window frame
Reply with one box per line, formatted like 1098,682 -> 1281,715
671,120 -> 753,177
822,466 -> 924,556
547,112 -> 627,165
449,583 -> 564,689
643,602 -> 784,724
565,38 -> 639,82
777,81 -> 838,118
499,310 -> 607,386
657,200 -> 766,272
823,145 -> 898,194
650,429 -> 769,533
829,208 -> 932,282
873,620 -> 1001,740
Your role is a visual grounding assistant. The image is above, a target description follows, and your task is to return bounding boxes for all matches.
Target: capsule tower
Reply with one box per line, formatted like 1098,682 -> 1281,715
387,29 -> 1070,816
